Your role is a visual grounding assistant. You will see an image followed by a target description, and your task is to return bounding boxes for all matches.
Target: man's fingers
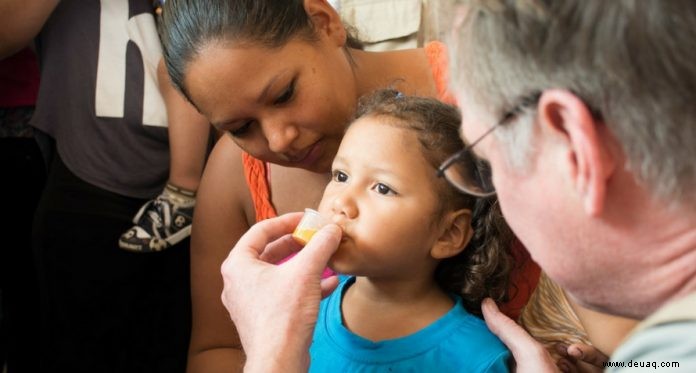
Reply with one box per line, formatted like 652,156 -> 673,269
294,224 -> 342,274
233,212 -> 303,258
260,234 -> 303,263
482,298 -> 544,355
320,275 -> 340,299
482,298 -> 559,372
567,343 -> 608,367
556,357 -> 576,373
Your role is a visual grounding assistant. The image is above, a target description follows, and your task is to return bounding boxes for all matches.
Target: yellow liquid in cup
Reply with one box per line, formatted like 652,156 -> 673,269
292,228 -> 318,245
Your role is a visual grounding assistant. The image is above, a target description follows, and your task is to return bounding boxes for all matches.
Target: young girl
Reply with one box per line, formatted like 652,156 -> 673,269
309,89 -> 513,372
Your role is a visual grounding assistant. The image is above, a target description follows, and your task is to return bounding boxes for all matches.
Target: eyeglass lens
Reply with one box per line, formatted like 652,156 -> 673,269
441,149 -> 495,197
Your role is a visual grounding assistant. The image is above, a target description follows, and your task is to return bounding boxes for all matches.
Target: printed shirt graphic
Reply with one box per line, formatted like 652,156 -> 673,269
31,0 -> 170,198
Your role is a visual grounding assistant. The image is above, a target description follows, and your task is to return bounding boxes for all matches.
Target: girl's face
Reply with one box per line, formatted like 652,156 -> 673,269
318,117 -> 445,277
184,37 -> 358,173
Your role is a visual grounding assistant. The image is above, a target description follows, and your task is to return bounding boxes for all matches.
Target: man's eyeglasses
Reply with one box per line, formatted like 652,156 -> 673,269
437,91 -> 542,197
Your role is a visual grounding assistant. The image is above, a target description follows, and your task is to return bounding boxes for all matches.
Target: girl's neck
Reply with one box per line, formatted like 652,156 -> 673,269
349,48 -> 438,99
340,276 -> 454,342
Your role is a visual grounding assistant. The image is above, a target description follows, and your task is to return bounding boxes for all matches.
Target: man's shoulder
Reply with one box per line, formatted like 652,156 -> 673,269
608,321 -> 696,372
607,292 -> 696,372
638,291 -> 696,331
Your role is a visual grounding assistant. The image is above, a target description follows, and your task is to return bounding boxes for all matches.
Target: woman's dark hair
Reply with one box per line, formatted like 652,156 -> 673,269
355,89 -> 515,316
159,0 -> 362,98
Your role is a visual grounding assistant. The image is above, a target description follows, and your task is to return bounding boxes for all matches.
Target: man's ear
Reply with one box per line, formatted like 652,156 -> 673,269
431,209 -> 474,259
304,0 -> 346,47
537,89 -> 616,217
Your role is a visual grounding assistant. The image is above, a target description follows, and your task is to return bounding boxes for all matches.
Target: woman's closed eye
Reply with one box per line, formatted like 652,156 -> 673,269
372,183 -> 397,196
228,120 -> 254,137
273,79 -> 296,105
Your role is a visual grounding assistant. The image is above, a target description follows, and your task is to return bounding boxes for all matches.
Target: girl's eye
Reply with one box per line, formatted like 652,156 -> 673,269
333,170 -> 348,182
373,183 -> 396,196
228,120 -> 253,137
274,79 -> 295,105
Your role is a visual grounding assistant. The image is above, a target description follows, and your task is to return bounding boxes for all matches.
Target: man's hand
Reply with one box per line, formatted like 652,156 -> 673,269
220,212 -> 341,372
555,343 -> 609,373
482,298 -> 559,373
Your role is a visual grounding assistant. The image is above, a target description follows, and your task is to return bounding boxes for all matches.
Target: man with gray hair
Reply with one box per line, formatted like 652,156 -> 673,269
443,0 -> 695,371
217,1 -> 695,371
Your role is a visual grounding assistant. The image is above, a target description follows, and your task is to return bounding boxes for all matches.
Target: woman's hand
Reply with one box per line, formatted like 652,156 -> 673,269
482,298 -> 559,373
220,212 -> 342,372
554,343 -> 609,373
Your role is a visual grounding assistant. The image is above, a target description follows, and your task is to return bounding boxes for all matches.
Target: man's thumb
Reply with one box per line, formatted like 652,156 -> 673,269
295,224 -> 341,273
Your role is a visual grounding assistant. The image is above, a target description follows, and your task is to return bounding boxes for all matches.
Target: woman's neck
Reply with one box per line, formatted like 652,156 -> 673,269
340,276 -> 454,342
349,48 -> 438,99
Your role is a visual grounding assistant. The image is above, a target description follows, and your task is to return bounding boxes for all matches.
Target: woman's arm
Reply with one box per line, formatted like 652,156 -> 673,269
0,0 -> 59,58
187,137 -> 252,373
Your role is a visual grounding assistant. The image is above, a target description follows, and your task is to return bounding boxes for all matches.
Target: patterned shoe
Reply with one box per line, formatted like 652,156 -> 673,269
119,191 -> 194,253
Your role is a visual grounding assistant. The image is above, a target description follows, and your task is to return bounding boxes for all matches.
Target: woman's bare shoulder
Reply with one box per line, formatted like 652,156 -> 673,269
197,135 -> 253,223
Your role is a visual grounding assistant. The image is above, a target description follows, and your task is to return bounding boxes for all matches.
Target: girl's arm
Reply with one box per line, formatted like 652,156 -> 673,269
187,137 -> 252,373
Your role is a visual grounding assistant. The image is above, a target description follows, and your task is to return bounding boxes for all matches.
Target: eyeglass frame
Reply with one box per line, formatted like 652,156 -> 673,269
437,91 -> 543,197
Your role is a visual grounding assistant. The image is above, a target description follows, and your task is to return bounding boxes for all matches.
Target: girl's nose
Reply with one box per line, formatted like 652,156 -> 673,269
331,192 -> 358,221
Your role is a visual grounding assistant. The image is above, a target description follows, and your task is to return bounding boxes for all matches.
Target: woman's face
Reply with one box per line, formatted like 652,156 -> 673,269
184,37 -> 358,173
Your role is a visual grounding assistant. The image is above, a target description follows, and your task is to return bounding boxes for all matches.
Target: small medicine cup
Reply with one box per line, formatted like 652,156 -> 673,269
292,208 -> 328,245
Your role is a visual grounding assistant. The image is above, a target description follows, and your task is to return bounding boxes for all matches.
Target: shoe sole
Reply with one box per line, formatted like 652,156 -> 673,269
119,239 -> 147,252
164,224 -> 192,246
118,225 -> 191,253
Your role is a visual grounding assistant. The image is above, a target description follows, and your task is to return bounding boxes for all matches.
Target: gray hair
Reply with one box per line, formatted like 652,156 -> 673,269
449,0 -> 696,206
